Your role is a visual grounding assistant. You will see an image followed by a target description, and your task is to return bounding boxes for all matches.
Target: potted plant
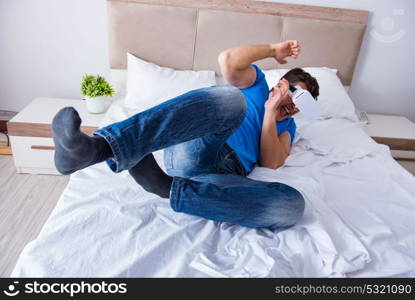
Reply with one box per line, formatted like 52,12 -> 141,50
81,74 -> 115,114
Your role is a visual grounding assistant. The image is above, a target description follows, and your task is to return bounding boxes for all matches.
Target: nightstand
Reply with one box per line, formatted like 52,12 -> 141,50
363,114 -> 415,175
7,97 -> 107,175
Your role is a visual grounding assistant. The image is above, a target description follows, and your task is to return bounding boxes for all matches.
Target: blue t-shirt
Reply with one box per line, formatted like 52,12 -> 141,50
226,64 -> 296,174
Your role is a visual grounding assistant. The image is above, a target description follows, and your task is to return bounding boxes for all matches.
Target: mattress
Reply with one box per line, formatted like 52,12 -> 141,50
11,100 -> 415,277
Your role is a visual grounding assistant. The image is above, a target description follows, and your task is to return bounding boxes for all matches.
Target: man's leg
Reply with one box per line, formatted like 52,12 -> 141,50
128,153 -> 173,198
128,121 -> 245,198
170,174 -> 305,229
52,85 -> 245,172
127,86 -> 248,197
162,132 -> 246,179
52,85 -> 246,196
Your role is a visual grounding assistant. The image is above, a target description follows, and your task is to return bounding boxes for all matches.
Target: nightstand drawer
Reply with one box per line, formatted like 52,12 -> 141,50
10,136 -> 59,174
6,97 -> 106,175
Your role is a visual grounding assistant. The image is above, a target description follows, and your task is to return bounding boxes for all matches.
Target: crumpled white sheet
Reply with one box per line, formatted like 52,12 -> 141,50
11,101 -> 415,277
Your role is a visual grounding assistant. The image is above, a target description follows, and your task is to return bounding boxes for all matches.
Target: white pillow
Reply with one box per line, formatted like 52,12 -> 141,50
124,53 -> 216,110
109,69 -> 128,100
263,67 -> 359,122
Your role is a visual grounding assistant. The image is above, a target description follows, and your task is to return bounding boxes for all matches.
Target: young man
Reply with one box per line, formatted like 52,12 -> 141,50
52,40 -> 319,230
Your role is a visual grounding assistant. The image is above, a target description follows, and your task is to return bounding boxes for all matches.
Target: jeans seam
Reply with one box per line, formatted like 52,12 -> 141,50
169,177 -> 182,212
93,128 -> 123,173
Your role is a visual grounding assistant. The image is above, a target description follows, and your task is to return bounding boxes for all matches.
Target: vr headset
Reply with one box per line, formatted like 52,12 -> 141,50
288,84 -> 322,122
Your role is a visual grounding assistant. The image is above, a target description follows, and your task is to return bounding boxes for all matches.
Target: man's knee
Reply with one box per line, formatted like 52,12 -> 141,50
206,85 -> 246,123
254,187 -> 305,230
278,191 -> 305,228
216,85 -> 246,107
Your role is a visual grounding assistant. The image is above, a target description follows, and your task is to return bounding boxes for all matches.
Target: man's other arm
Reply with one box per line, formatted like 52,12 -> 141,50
259,116 -> 291,169
259,78 -> 296,169
217,44 -> 276,89
217,41 -> 300,89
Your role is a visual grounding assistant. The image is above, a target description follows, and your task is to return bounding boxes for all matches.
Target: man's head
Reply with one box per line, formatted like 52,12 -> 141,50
268,68 -> 319,117
281,68 -> 319,100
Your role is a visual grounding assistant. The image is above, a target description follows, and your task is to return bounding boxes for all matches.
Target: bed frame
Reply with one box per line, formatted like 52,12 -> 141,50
107,0 -> 368,85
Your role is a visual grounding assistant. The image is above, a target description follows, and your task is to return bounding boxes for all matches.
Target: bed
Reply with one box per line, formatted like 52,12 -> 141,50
12,0 -> 415,277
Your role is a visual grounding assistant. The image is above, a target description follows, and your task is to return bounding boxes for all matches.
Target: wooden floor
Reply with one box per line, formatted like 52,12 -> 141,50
0,155 -> 69,277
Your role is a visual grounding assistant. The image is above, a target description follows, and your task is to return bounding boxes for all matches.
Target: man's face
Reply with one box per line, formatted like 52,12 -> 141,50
268,81 -> 308,107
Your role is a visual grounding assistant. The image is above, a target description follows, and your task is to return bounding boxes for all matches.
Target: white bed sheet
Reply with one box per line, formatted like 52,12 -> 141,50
12,100 -> 415,277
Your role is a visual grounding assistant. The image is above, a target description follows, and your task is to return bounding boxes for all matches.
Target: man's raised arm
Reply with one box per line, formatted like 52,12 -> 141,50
217,41 -> 300,89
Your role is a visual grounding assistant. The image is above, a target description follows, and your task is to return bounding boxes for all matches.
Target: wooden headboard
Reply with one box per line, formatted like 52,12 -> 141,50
107,0 -> 368,85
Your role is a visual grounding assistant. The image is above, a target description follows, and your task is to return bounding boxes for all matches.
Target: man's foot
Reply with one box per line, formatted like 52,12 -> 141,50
52,107 -> 113,174
128,153 -> 173,199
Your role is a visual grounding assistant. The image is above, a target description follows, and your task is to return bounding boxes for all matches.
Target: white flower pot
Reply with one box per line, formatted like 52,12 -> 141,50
84,96 -> 110,114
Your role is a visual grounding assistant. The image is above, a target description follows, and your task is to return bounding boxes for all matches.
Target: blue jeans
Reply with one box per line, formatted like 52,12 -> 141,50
95,85 -> 305,229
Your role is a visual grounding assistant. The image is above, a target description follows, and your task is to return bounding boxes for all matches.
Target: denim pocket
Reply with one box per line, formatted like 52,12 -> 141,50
215,143 -> 246,176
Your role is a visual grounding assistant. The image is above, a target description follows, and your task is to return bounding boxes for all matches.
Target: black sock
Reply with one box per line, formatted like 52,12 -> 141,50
91,135 -> 113,162
52,107 -> 113,174
128,153 -> 173,199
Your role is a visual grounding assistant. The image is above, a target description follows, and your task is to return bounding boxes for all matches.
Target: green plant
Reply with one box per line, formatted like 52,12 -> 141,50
81,74 -> 115,98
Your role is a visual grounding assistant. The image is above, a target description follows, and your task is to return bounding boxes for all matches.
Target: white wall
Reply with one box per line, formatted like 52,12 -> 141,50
1,0 -> 414,121
0,0 -> 109,111
264,0 -> 415,121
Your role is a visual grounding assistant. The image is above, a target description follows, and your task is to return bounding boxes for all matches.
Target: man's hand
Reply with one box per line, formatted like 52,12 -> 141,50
274,103 -> 299,122
264,79 -> 299,122
271,40 -> 300,64
265,78 -> 289,112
